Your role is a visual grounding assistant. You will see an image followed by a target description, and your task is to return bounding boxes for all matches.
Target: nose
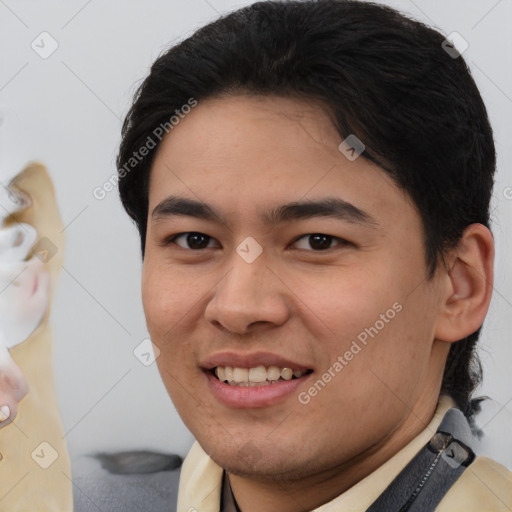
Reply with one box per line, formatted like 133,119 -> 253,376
204,255 -> 290,335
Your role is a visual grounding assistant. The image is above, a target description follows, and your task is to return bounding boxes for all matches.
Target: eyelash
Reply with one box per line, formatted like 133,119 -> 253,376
161,232 -> 352,252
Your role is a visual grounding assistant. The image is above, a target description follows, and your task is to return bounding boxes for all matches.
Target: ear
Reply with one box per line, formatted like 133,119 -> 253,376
435,223 -> 494,342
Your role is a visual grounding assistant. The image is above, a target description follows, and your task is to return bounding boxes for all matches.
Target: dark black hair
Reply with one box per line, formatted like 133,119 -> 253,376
117,0 -> 496,418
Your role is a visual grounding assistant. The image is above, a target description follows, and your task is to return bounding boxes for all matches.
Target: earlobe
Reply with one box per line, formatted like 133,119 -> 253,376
435,223 -> 494,343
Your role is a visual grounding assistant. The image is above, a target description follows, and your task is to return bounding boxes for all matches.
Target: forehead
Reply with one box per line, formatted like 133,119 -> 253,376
147,94 -> 417,230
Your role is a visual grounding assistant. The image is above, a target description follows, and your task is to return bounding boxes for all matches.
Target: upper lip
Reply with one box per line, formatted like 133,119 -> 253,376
201,351 -> 312,371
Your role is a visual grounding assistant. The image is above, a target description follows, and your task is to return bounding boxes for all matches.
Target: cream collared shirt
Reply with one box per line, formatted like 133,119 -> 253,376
177,395 -> 512,511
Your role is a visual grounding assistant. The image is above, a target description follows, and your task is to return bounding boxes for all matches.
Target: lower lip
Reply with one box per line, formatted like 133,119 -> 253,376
205,370 -> 313,409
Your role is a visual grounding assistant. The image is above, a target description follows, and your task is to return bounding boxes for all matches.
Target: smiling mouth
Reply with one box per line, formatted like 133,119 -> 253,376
211,365 -> 314,387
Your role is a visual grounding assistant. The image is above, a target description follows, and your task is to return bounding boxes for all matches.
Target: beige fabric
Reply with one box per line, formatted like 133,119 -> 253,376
0,164 -> 72,511
437,456 -> 512,511
178,438 -> 224,511
177,395 -> 512,511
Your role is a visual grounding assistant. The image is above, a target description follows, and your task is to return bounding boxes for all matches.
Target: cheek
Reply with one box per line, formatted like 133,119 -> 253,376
141,263 -> 202,386
307,264 -> 435,395
142,262 -> 189,337
305,267 -> 402,350
334,295 -> 437,412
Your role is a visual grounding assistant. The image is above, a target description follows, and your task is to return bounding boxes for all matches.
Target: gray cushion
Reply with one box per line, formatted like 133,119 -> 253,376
71,455 -> 181,512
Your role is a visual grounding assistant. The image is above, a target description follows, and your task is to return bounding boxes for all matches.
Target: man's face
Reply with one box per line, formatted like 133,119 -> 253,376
142,95 -> 449,481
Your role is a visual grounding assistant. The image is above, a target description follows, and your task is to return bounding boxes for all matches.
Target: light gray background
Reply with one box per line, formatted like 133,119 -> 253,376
1,0 -> 511,470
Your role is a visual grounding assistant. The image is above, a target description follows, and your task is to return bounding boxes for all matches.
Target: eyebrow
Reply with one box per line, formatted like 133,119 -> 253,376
151,195 -> 378,228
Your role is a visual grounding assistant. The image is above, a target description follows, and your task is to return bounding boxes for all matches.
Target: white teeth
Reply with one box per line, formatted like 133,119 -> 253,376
233,367 -> 249,383
213,365 -> 309,386
216,366 -> 226,382
281,368 -> 293,380
225,366 -> 234,381
267,366 -> 281,381
248,366 -> 267,382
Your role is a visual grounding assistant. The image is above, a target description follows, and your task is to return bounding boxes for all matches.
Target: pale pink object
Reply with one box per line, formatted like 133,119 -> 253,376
0,185 -> 50,426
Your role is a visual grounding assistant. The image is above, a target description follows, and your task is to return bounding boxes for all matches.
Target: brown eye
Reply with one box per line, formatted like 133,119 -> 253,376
163,232 -> 217,250
292,233 -> 349,251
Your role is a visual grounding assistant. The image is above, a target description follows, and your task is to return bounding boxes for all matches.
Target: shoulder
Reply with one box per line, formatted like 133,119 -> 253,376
72,453 -> 182,512
437,456 -> 512,511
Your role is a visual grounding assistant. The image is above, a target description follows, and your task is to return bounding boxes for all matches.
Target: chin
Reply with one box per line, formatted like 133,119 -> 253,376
204,436 -> 319,482
213,453 -> 324,483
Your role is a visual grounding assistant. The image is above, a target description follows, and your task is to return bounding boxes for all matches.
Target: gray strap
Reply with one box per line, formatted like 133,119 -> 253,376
366,408 -> 475,512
